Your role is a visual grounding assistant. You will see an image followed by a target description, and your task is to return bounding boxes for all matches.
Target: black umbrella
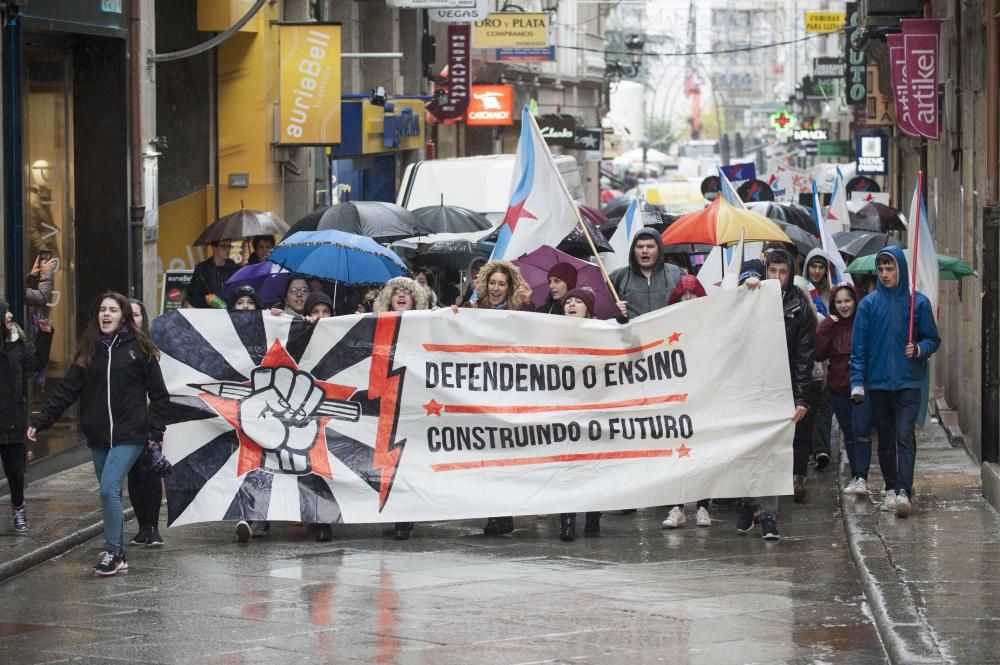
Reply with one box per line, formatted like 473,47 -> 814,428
833,230 -> 902,258
390,231 -> 493,272
194,207 -> 289,246
847,201 -> 907,233
747,201 -> 819,237
601,198 -> 664,220
599,210 -> 678,239
286,202 -> 417,242
771,220 -> 820,258
411,204 -> 492,234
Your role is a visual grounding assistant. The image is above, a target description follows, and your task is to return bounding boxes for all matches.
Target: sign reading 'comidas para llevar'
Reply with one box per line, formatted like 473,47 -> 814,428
155,283 -> 794,526
279,24 -> 341,144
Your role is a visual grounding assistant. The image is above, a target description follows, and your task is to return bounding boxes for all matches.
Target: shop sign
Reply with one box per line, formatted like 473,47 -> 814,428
888,35 -> 919,137
388,0 -> 474,7
804,11 -> 845,33
769,108 -> 796,132
572,128 -> 602,152
466,85 -> 514,126
430,0 -> 489,23
535,114 -> 577,147
427,25 -> 471,121
472,13 -> 549,49
792,129 -> 829,141
362,100 -> 426,154
813,57 -> 844,80
278,24 -> 342,145
496,46 -> 556,62
844,3 -> 867,106
161,270 -> 193,315
383,106 -> 423,149
856,133 -> 889,175
900,19 -> 941,140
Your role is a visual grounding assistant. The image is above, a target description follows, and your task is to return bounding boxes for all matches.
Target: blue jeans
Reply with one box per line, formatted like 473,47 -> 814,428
869,389 -> 921,495
830,392 -> 872,480
91,443 -> 145,554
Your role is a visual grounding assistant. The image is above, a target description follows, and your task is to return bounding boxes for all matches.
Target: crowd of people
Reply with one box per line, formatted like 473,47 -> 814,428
2,226 -> 940,577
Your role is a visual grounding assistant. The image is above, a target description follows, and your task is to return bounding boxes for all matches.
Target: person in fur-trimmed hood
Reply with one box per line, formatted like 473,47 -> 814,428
373,276 -> 430,313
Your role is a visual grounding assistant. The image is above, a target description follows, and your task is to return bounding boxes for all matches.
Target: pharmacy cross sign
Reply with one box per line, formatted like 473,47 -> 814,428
770,109 -> 796,132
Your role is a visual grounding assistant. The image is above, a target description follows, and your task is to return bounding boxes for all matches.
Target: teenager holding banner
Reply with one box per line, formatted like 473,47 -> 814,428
740,249 -> 814,539
849,247 -> 940,517
610,229 -> 683,320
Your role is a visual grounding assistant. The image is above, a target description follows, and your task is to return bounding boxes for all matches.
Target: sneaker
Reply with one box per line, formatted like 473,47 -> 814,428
12,505 -> 28,533
815,451 -> 831,470
146,526 -> 163,547
895,490 -> 912,517
760,513 -> 780,540
94,550 -> 126,577
695,506 -> 711,527
661,506 -> 686,529
793,475 -> 807,503
736,502 -> 756,534
129,527 -> 147,545
854,478 -> 869,496
236,520 -> 252,543
253,520 -> 270,538
881,490 -> 897,512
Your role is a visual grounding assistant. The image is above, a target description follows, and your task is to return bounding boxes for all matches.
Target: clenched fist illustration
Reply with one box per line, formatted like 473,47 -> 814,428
238,367 -> 324,474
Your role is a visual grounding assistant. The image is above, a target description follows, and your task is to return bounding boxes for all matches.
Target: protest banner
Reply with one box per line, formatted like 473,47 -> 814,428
155,283 -> 794,526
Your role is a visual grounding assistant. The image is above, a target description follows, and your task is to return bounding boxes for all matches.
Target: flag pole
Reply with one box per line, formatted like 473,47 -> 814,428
908,170 -> 924,344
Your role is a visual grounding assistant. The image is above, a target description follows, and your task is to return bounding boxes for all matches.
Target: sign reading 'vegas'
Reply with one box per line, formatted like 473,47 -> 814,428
279,24 -> 342,144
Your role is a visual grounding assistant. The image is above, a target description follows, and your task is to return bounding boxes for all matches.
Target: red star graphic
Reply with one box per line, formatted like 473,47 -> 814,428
197,340 -> 356,479
501,199 -> 537,234
676,444 -> 691,458
667,331 -> 682,346
423,399 -> 443,417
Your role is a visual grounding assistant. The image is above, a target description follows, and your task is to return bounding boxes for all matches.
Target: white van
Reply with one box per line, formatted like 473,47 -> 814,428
397,154 -> 585,224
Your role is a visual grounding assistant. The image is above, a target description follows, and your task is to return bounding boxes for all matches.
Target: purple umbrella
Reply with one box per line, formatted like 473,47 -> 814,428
513,245 -> 618,320
223,261 -> 291,305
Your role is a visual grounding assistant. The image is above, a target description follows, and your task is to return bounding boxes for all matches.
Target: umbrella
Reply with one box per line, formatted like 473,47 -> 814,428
268,230 -> 408,285
847,200 -> 907,233
481,216 -> 613,257
601,188 -> 625,205
845,251 -> 976,280
286,202 -> 417,242
512,245 -> 619,319
411,204 -> 492,234
602,198 -> 663,220
747,201 -> 820,237
390,230 -> 495,271
769,220 -> 820,258
833,230 -> 902,258
661,196 -> 792,247
223,262 -> 291,304
194,207 -> 288,246
578,204 -> 608,227
600,210 -> 678,239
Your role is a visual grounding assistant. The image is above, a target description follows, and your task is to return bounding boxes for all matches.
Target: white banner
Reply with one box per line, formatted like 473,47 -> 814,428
156,283 -> 794,526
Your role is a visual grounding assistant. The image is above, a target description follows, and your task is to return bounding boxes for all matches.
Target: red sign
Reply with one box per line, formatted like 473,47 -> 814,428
901,19 -> 940,141
427,25 -> 471,122
887,34 -> 920,137
465,85 -> 514,126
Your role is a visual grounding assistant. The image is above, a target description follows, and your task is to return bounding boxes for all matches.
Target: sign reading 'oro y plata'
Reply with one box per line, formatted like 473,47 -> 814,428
278,24 -> 342,144
472,13 -> 549,48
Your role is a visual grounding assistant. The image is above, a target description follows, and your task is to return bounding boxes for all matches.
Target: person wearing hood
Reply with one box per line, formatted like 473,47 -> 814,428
538,263 -> 577,315
801,248 -> 834,317
0,302 -> 52,533
740,247 -> 815,539
28,292 -> 169,576
849,246 -> 940,517
816,284 -> 872,497
227,285 -> 261,311
610,228 -> 684,320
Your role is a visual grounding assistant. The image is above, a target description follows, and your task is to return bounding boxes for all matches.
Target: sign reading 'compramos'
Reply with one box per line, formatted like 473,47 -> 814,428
279,24 -> 342,145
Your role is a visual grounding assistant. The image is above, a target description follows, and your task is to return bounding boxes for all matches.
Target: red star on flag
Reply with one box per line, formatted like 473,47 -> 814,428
676,444 -> 691,458
501,199 -> 537,233
423,399 -> 443,417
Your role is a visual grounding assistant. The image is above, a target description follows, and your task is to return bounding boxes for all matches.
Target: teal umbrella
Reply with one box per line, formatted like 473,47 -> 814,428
845,250 -> 977,280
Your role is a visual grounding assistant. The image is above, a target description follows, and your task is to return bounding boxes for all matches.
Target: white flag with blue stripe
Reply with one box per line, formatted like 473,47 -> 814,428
603,199 -> 644,272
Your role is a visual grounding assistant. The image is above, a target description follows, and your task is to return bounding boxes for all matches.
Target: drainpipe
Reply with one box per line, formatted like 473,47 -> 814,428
988,0 -> 998,206
128,0 -> 144,298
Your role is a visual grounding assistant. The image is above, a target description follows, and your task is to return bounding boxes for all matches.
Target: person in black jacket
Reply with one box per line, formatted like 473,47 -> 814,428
28,291 -> 169,576
185,240 -> 239,308
738,249 -> 815,540
0,302 -> 52,533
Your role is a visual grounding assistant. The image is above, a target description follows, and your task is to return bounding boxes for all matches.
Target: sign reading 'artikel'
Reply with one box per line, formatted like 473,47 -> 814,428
278,24 -> 342,144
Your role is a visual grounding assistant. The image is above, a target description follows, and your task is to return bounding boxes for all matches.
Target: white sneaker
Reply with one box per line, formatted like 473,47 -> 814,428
881,490 -> 897,511
843,478 -> 859,496
895,490 -> 912,517
695,506 -> 711,527
661,506 -> 686,528
854,478 -> 869,496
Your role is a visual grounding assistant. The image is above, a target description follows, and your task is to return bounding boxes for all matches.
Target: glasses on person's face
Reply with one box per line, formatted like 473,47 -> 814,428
287,287 -> 309,296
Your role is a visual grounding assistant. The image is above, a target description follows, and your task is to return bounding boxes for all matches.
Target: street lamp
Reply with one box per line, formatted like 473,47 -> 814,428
604,33 -> 645,82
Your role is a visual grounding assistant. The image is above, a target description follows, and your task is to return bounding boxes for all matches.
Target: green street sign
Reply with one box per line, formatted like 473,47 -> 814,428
818,140 -> 852,157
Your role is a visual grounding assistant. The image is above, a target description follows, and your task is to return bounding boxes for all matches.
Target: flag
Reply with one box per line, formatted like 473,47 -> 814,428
697,246 -> 724,294
720,232 -> 744,291
906,173 -> 939,318
490,106 -> 580,262
811,180 -> 854,286
825,167 -> 851,234
604,200 -> 644,272
718,167 -> 747,209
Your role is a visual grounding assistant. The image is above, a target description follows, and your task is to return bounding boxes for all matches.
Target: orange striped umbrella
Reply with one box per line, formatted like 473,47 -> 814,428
660,196 -> 792,247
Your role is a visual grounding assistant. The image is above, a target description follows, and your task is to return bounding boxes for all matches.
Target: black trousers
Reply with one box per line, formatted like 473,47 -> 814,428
0,442 -> 27,507
127,448 -> 163,528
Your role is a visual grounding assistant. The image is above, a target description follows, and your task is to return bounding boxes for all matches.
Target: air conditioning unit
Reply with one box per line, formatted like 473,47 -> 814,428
861,0 -> 924,27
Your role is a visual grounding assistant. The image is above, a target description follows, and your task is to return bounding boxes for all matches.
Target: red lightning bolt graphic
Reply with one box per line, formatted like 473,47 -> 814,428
368,313 -> 407,511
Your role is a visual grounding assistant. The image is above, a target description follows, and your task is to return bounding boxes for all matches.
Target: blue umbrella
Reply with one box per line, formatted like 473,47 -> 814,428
268,229 -> 408,285
223,261 -> 291,304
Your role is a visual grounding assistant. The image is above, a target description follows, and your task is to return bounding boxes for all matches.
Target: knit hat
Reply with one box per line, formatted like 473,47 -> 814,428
547,262 -> 578,290
563,287 -> 595,317
227,286 -> 260,310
